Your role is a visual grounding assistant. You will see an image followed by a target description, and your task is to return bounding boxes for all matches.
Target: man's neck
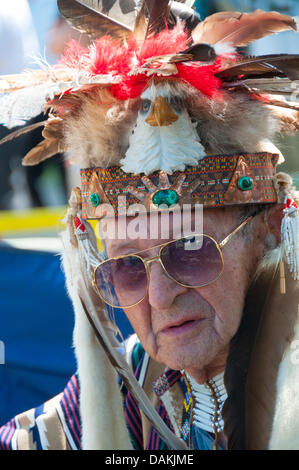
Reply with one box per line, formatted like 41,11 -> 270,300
184,365 -> 225,384
184,347 -> 228,384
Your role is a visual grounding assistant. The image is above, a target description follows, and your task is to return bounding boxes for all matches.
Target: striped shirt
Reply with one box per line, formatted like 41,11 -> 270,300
0,337 -> 183,450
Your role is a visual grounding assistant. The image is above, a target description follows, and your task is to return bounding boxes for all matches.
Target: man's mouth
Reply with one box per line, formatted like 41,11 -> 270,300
160,318 -> 205,337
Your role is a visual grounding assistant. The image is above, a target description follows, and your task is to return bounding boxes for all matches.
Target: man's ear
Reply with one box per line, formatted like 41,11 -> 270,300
264,204 -> 284,245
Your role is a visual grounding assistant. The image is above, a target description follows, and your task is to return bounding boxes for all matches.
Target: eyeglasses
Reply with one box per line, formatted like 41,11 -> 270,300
93,216 -> 253,309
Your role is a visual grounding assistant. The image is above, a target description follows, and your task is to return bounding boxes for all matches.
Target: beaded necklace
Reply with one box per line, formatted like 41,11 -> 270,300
180,371 -> 227,449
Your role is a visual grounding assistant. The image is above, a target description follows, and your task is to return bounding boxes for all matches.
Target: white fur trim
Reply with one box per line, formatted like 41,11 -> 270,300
269,318 -> 299,449
159,389 -> 181,438
60,219 -> 132,450
71,289 -> 132,449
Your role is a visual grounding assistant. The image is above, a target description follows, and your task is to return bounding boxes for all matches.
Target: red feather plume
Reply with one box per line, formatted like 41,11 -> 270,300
59,24 -> 223,99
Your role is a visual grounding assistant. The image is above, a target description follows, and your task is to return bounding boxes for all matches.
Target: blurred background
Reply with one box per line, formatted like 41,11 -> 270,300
0,0 -> 298,426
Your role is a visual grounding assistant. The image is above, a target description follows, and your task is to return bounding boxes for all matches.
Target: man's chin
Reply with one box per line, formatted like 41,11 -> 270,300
155,344 -> 211,373
154,328 -> 220,373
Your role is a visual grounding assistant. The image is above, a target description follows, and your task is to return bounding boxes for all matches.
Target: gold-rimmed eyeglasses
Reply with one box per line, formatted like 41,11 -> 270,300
92,216 -> 253,309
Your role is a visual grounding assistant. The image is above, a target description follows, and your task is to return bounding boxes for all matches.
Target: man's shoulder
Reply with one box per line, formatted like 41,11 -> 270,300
0,336 -> 149,451
0,374 -> 81,450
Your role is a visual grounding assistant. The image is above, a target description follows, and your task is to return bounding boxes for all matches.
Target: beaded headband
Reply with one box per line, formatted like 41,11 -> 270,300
80,152 -> 279,219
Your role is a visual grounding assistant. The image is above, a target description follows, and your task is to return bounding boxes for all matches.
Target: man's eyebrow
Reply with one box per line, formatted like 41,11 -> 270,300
109,238 -> 177,258
109,241 -> 140,257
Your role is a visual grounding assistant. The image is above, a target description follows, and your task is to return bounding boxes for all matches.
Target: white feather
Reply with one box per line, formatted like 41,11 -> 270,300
0,84 -> 58,128
269,318 -> 299,449
60,210 -> 132,450
121,110 -> 205,175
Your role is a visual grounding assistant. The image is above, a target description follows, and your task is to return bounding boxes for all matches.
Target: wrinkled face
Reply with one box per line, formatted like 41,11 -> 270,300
101,208 -> 266,379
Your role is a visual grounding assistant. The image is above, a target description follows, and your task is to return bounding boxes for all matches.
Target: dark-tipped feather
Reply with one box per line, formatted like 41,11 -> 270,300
22,116 -> 65,166
134,0 -> 171,40
223,77 -> 299,98
133,0 -> 200,40
192,10 -> 297,47
168,1 -> 201,32
263,98 -> 299,112
22,139 -> 61,166
0,121 -> 47,146
181,43 -> 216,62
217,55 -> 299,81
119,0 -> 135,14
57,0 -> 133,40
140,43 -> 217,69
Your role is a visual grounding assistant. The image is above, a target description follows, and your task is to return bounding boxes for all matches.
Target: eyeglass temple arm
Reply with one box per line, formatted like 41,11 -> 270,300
218,216 -> 253,249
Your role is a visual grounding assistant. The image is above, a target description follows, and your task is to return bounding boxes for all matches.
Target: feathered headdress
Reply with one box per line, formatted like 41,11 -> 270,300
2,0 -> 299,450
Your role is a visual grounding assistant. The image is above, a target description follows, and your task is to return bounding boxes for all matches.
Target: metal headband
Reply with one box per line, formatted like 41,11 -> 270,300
80,152 -> 279,219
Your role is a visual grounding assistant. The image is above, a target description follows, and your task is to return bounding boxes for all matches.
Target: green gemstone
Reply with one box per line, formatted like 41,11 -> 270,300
89,192 -> 100,207
238,176 -> 254,191
152,189 -> 179,207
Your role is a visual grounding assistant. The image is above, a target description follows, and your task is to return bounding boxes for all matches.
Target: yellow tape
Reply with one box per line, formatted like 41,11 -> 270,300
0,206 -> 67,235
0,207 -> 102,250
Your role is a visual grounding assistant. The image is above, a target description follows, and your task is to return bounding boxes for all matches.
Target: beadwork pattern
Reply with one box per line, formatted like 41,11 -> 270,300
80,152 -> 279,219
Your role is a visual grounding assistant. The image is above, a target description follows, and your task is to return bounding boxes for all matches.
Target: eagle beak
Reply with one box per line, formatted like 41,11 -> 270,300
145,96 -> 178,127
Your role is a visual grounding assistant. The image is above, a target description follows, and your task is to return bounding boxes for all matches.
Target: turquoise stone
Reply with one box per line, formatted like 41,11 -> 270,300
238,176 -> 254,191
152,189 -> 179,207
89,192 -> 100,207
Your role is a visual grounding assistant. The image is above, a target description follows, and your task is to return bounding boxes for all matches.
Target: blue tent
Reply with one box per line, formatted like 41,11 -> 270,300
0,242 -> 132,426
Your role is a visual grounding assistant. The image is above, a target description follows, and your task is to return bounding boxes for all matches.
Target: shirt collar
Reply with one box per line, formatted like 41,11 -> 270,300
152,368 -> 182,398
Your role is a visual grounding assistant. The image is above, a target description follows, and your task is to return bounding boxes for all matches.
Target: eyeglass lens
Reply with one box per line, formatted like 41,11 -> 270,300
94,235 -> 223,308
94,256 -> 148,308
160,235 -> 223,287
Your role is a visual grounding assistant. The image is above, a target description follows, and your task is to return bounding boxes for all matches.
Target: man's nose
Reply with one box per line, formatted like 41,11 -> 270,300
147,260 -> 188,310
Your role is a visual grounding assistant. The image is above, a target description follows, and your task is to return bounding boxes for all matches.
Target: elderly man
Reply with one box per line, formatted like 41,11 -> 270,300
1,1 -> 299,450
96,205 -> 280,451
